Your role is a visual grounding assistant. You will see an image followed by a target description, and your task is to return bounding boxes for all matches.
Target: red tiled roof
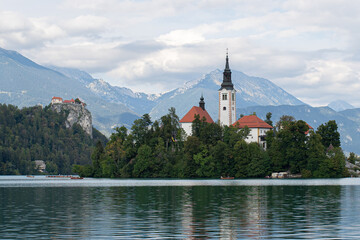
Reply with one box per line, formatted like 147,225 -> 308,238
179,106 -> 214,123
232,115 -> 273,129
64,98 -> 75,103
52,97 -> 63,100
305,123 -> 313,135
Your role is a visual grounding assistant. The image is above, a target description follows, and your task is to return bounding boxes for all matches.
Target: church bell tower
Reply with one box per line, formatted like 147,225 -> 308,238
219,51 -> 236,126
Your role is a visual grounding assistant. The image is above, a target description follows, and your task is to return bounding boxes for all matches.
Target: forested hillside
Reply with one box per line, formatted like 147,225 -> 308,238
0,104 -> 107,175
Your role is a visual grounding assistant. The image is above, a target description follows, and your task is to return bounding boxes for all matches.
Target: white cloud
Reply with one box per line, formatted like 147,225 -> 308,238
62,15 -> 110,36
275,59 -> 360,106
2,0 -> 360,106
157,30 -> 205,46
0,11 -> 65,49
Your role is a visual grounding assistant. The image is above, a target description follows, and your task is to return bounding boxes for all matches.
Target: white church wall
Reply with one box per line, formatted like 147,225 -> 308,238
180,122 -> 192,137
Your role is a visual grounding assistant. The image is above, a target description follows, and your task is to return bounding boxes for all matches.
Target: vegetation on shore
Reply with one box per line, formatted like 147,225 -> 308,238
74,108 -> 348,178
0,104 -> 107,175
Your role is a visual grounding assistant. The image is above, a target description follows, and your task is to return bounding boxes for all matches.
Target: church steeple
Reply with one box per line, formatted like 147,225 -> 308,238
218,49 -> 236,126
220,50 -> 233,90
199,94 -> 205,110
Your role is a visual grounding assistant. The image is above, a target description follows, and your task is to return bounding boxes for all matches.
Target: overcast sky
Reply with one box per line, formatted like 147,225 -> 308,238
1,0 -> 360,107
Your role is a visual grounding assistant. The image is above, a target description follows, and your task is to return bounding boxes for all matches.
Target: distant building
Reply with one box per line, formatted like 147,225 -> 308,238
180,95 -> 214,137
51,96 -> 63,104
305,123 -> 314,136
232,115 -> 273,149
63,98 -> 75,104
51,97 -> 86,106
34,160 -> 46,173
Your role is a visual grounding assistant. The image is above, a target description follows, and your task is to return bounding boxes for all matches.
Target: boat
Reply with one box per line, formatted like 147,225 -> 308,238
26,175 -> 34,178
46,175 -> 72,178
70,176 -> 84,180
221,176 -> 234,180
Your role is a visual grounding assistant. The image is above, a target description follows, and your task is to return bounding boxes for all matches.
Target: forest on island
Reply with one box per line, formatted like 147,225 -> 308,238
0,104 -> 107,175
74,108 -> 349,178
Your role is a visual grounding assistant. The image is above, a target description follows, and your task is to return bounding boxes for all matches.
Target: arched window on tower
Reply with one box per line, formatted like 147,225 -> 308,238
223,107 -> 226,110
222,94 -> 227,100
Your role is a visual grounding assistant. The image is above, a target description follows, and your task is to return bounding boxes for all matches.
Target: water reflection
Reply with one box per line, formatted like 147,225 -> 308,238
2,180 -> 360,239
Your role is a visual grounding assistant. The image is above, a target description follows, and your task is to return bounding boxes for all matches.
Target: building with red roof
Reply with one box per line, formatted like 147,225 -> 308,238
232,115 -> 273,148
305,123 -> 314,135
63,98 -> 75,104
51,96 -> 63,104
180,95 -> 214,136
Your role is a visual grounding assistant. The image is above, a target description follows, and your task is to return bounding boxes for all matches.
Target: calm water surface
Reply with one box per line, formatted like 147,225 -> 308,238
1,176 -> 360,239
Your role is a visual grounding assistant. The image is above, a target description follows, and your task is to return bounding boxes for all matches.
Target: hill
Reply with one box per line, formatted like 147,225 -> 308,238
0,103 -> 107,175
0,47 -> 139,136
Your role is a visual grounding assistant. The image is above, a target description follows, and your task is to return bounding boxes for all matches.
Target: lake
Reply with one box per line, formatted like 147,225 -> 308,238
1,176 -> 360,239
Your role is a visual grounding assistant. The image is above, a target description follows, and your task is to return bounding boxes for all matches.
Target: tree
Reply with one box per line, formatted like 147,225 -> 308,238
306,132 -> 326,177
133,144 -> 153,178
268,120 -> 308,173
317,120 -> 341,148
92,141 -> 104,177
348,152 -> 357,164
264,112 -> 273,126
183,136 -> 202,177
276,115 -> 295,130
247,143 -> 271,178
194,148 -> 215,178
233,140 -> 250,178
131,114 -> 152,148
317,147 -> 347,178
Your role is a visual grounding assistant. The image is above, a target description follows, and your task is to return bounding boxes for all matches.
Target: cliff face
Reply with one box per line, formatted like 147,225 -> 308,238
51,103 -> 93,138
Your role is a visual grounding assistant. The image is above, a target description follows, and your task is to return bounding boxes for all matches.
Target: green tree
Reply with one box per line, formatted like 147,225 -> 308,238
317,120 -> 341,148
264,112 -> 273,126
131,114 -> 152,148
133,144 -> 153,178
247,143 -> 270,178
233,140 -> 250,178
194,148 -> 215,178
92,141 -> 104,177
348,152 -> 357,164
306,132 -> 326,177
276,115 -> 295,130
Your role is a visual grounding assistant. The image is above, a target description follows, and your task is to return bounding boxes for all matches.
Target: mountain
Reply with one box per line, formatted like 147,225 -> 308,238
328,100 -> 355,112
237,104 -> 360,154
149,69 -> 304,121
0,47 -> 138,136
46,66 -> 95,84
45,64 -> 304,124
47,66 -> 159,115
2,47 -> 360,154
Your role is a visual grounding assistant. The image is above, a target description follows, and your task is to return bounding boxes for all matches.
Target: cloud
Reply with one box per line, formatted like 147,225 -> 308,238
2,0 -> 360,107
0,11 -> 65,49
62,15 -> 110,36
275,59 -> 360,106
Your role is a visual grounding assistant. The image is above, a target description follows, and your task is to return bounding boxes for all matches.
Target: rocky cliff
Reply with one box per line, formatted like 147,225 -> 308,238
51,103 -> 93,138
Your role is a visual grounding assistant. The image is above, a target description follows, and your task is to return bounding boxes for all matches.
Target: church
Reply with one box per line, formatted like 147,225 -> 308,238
179,52 -> 273,147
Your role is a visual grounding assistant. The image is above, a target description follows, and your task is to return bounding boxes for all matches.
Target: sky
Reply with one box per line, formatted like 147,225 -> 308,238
1,0 -> 360,107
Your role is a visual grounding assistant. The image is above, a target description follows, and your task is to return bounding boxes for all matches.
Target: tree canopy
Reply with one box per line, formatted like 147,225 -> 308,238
0,103 -> 107,175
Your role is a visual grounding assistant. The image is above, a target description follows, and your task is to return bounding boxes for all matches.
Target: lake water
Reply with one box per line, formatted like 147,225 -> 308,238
1,176 -> 360,239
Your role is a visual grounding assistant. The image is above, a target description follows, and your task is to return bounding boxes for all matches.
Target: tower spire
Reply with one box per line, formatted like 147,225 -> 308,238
199,94 -> 205,110
225,48 -> 230,70
219,49 -> 233,90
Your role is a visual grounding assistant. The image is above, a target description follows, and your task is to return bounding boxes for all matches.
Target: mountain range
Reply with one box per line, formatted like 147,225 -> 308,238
0,47 -> 359,154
